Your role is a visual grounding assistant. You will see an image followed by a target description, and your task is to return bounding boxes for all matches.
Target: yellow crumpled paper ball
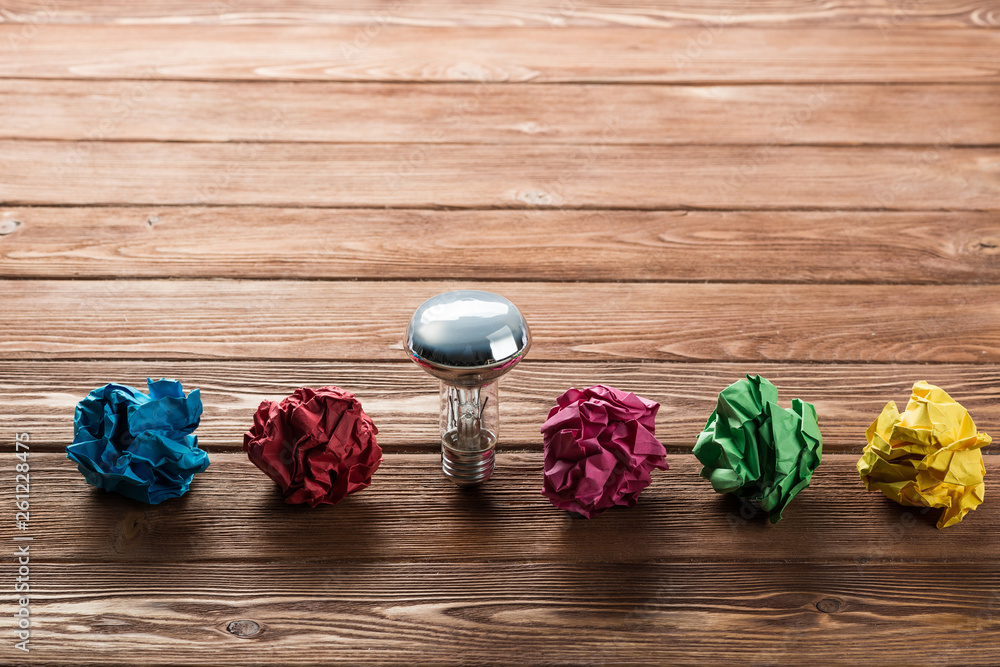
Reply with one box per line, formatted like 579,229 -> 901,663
857,381 -> 990,529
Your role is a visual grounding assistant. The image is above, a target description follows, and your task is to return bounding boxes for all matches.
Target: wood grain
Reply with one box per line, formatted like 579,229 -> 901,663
3,0 -> 998,28
2,26 -> 999,83
2,208 -> 999,283
5,360 -> 998,453
5,562 -> 998,667
14,453 -> 1000,564
4,142 -> 998,209
2,4 -> 998,667
5,80 -> 1000,145
3,280 -> 1000,363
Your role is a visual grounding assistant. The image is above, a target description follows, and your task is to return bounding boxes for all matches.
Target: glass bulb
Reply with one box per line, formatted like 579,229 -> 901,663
440,380 -> 499,485
404,290 -> 530,486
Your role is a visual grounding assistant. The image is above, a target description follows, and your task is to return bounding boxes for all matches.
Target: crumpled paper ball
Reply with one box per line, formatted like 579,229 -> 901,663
66,378 -> 209,504
540,384 -> 667,518
858,381 -> 990,529
243,386 -> 382,507
693,375 -> 822,523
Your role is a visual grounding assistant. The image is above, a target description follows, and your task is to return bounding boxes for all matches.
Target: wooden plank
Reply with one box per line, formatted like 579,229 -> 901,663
2,0 -> 997,28
3,280 -> 1000,363
5,360 -> 999,453
14,453 -> 1000,563
4,80 -> 1000,145
7,562 -> 999,667
2,208 -> 1000,283
3,142 -> 998,209
2,26 -> 999,83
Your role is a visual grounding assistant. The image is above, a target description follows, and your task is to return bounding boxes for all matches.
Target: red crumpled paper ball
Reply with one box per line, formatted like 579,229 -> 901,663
541,384 -> 667,518
243,386 -> 382,507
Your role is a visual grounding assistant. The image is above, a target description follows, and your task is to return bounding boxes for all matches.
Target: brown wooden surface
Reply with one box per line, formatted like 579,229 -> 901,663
3,280 -> 1000,362
3,0 -> 999,28
2,208 -> 999,282
1,6 -> 999,666
16,452 -> 1000,563
4,142 -> 1000,208
3,26 -> 1000,83
5,81 -> 1000,145
20,562 -> 1000,666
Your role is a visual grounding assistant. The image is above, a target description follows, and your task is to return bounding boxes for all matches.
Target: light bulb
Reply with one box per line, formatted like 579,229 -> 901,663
405,290 -> 531,486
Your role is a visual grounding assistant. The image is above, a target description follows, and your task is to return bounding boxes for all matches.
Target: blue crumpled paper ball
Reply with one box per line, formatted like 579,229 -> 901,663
66,378 -> 210,504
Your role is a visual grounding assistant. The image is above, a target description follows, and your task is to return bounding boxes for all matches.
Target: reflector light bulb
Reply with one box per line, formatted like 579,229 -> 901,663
405,290 -> 531,486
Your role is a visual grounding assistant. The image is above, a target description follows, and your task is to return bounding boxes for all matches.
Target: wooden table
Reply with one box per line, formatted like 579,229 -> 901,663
2,2 -> 999,665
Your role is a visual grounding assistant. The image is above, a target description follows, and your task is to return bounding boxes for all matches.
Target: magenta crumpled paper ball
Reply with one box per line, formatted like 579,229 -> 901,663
540,384 -> 668,518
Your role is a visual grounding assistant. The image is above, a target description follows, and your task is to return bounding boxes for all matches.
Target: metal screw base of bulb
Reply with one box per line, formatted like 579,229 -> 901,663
441,429 -> 497,486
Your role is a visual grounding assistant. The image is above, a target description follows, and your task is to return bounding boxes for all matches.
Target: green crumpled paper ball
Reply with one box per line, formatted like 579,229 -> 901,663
693,375 -> 823,523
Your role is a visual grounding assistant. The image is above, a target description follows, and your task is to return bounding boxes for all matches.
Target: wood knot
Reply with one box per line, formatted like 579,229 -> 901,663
514,121 -> 547,135
516,190 -> 554,206
227,620 -> 261,637
121,512 -> 147,540
0,220 -> 22,236
974,237 -> 1000,254
111,511 -> 149,554
816,598 -> 841,614
117,512 -> 146,546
